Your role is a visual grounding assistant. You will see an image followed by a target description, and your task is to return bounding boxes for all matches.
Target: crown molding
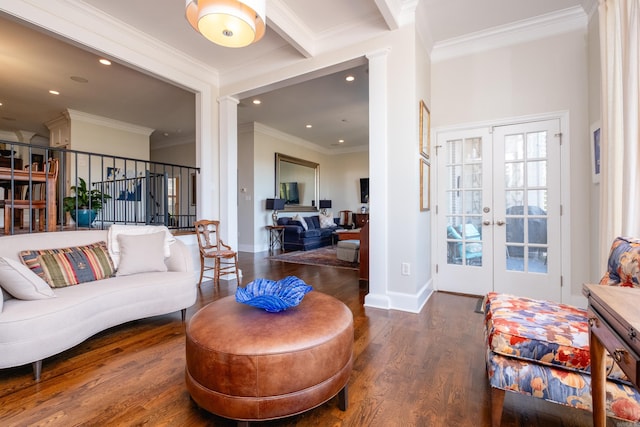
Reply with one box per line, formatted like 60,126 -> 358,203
431,6 -> 587,63
253,122 -> 367,155
254,122 -> 329,154
66,109 -> 154,136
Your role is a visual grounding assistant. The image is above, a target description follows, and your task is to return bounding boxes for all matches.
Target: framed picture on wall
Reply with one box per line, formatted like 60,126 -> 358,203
590,121 -> 601,184
419,100 -> 431,159
420,157 -> 430,211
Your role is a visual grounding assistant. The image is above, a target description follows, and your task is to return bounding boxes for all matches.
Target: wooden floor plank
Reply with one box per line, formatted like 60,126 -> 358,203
0,251 -> 630,426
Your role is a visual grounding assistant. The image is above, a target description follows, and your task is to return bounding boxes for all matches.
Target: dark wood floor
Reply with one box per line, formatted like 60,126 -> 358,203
0,251 -> 628,426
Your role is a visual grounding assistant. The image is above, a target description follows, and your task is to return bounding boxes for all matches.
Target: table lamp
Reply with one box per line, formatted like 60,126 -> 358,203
266,198 -> 286,225
319,199 -> 332,216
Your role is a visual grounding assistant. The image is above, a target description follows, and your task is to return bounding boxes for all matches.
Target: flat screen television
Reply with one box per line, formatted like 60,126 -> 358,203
280,182 -> 299,204
360,178 -> 369,204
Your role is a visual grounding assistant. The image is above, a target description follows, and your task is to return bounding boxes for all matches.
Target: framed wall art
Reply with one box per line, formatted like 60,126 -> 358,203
420,157 -> 430,211
419,100 -> 431,159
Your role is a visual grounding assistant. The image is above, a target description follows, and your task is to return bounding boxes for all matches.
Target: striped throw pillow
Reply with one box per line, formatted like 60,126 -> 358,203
20,242 -> 115,288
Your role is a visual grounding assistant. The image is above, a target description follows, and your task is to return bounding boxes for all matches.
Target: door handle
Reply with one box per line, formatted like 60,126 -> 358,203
482,220 -> 491,226
496,220 -> 505,226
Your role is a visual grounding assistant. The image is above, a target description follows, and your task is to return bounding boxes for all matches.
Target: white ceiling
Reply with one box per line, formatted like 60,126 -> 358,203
0,0 -> 589,150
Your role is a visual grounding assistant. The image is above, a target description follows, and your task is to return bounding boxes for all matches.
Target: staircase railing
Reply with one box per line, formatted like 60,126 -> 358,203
0,140 -> 198,234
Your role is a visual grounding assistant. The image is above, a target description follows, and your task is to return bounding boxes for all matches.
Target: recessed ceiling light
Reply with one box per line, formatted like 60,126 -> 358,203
345,75 -> 355,82
99,58 -> 112,66
49,90 -> 60,95
163,132 -> 169,137
70,76 -> 89,83
252,99 -> 261,105
338,139 -> 344,144
0,102 -> 3,106
305,124 -> 312,128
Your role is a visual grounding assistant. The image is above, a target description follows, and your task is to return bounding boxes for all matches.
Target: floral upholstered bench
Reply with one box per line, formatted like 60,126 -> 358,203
485,237 -> 640,426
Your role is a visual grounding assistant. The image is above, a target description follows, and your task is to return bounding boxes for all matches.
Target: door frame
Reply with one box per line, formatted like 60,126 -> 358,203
432,111 -> 574,304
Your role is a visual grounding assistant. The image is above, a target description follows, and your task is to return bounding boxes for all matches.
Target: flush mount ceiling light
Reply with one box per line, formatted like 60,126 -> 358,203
185,0 -> 266,48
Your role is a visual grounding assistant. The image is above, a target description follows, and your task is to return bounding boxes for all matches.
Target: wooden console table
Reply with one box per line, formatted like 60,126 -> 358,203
584,284 -> 640,427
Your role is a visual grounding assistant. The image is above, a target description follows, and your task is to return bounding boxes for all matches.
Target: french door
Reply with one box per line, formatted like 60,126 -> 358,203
436,119 -> 562,302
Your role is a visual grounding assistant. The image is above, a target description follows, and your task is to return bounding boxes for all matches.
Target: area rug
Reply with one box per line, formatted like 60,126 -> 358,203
268,247 -> 358,270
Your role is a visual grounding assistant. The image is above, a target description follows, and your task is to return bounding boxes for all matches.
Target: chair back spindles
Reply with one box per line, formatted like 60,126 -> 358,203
194,219 -> 240,287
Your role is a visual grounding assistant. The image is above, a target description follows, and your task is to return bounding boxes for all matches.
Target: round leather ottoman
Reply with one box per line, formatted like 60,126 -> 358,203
185,291 -> 354,423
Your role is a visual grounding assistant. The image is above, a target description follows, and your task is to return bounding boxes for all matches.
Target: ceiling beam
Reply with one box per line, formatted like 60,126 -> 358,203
373,0 -> 401,30
267,0 -> 315,58
374,0 -> 420,30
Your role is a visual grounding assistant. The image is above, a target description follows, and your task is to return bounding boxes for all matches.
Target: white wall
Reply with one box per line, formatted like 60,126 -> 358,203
323,151 -> 369,213
587,9 -> 602,281
69,112 -> 151,161
416,22 -> 433,300
238,123 -> 256,252
432,28 -> 590,304
151,142 -> 196,167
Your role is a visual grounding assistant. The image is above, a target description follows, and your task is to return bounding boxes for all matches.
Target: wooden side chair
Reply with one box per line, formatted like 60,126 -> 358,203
194,219 -> 240,287
0,162 -> 34,231
339,210 -> 353,229
4,158 -> 58,234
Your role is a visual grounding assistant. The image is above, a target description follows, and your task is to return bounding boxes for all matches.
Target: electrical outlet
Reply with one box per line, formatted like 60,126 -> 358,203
401,262 -> 410,276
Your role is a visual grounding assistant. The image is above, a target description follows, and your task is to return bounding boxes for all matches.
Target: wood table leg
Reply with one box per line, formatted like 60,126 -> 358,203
590,328 -> 607,427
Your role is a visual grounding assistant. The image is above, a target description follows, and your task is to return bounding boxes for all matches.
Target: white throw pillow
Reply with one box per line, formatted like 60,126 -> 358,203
292,214 -> 308,230
107,224 -> 175,268
319,211 -> 334,228
115,231 -> 168,276
0,257 -> 55,300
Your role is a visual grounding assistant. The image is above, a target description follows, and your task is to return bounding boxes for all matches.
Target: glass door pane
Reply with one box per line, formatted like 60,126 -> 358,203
504,131 -> 548,273
445,137 -> 484,266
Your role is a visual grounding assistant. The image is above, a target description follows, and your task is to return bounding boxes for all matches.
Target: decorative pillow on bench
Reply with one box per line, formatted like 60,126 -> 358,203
20,242 -> 115,288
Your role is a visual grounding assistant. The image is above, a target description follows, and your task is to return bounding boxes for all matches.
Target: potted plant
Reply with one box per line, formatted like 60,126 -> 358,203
63,177 -> 111,227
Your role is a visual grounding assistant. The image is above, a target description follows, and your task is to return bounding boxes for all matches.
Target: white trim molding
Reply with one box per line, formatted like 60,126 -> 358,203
431,6 -> 588,63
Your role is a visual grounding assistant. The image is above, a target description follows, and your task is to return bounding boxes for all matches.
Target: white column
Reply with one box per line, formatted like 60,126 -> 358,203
218,96 -> 239,252
364,49 -> 391,309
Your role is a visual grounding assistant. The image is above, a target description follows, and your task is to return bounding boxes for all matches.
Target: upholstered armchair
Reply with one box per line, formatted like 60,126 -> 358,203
485,237 -> 640,426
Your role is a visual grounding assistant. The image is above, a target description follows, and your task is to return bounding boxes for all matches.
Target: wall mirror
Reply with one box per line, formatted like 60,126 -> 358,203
275,153 -> 319,212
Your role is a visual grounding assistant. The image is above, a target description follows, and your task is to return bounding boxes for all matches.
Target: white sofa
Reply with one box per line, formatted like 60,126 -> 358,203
0,229 -> 197,380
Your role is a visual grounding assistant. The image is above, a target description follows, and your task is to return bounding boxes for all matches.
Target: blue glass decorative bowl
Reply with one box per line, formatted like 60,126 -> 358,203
235,276 -> 313,312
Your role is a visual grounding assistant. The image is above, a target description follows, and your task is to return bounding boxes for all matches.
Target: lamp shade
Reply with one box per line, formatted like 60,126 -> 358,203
266,198 -> 285,210
319,200 -> 332,209
185,0 -> 266,48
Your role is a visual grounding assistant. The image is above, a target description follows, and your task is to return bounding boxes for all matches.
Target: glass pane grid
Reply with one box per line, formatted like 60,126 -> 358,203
446,137 -> 484,267
503,130 -> 549,274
